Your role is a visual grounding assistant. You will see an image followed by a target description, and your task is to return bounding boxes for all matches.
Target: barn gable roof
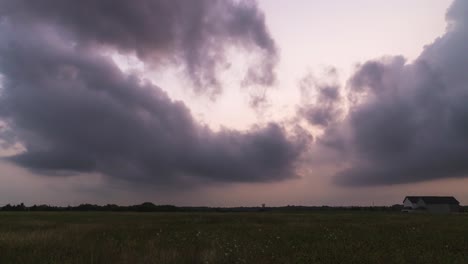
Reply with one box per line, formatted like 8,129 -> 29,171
404,196 -> 459,205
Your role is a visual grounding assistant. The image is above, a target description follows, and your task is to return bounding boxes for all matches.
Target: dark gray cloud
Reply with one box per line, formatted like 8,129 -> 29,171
298,69 -> 343,128
321,0 -> 468,186
0,0 -> 277,97
0,21 -> 304,185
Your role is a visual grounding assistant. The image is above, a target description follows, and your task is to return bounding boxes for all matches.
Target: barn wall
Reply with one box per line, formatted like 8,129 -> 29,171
417,200 -> 426,208
449,205 -> 460,213
403,199 -> 414,208
425,204 -> 458,214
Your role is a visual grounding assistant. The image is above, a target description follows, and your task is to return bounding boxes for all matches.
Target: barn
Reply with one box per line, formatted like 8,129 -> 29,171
402,196 -> 460,214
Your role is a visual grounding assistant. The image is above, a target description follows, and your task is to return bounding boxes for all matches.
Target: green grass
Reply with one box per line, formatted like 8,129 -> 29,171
0,212 -> 467,264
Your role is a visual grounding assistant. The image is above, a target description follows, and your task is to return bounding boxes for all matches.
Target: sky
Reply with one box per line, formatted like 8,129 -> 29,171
0,0 -> 467,207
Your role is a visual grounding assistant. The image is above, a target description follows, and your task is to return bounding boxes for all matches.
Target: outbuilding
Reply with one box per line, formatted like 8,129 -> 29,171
402,196 -> 460,213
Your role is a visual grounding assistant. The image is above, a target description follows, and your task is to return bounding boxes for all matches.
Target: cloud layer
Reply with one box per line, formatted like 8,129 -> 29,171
2,0 -> 467,189
320,0 -> 468,186
0,0 -> 277,96
0,2 -> 304,185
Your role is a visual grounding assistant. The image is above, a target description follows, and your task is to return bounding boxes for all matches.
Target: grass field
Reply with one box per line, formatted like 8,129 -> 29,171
0,212 -> 467,264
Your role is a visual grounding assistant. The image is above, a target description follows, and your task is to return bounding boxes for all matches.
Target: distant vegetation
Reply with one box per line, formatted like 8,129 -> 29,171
1,202 -> 178,212
0,202 -> 412,212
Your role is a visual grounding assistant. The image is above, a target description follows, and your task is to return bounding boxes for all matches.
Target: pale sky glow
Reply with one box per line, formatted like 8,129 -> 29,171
1,0 -> 467,207
147,0 -> 452,131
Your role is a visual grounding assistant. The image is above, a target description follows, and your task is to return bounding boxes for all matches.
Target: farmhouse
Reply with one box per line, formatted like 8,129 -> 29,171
402,196 -> 460,213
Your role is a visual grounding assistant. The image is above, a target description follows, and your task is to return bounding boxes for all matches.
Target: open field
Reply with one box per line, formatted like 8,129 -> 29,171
0,212 -> 467,264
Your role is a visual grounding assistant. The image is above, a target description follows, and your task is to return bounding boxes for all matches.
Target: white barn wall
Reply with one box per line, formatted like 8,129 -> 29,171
403,199 -> 416,209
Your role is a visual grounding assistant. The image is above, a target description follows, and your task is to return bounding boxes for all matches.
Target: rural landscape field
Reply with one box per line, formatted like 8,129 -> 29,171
1,1 -> 468,263
0,212 -> 467,264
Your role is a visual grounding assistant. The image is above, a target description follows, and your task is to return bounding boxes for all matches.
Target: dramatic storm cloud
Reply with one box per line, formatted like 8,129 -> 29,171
322,0 -> 468,186
0,0 -> 277,96
0,3 -> 303,185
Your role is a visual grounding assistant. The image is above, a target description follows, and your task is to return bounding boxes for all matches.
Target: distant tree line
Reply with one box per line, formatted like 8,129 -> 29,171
0,202 -> 178,212
0,202 -> 443,213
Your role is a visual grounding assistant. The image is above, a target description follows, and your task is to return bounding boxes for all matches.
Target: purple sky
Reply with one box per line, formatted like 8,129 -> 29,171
0,0 -> 467,206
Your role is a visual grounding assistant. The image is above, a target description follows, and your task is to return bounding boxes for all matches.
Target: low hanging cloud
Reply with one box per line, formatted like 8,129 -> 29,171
0,0 -> 277,97
0,13 -> 304,185
320,0 -> 468,186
